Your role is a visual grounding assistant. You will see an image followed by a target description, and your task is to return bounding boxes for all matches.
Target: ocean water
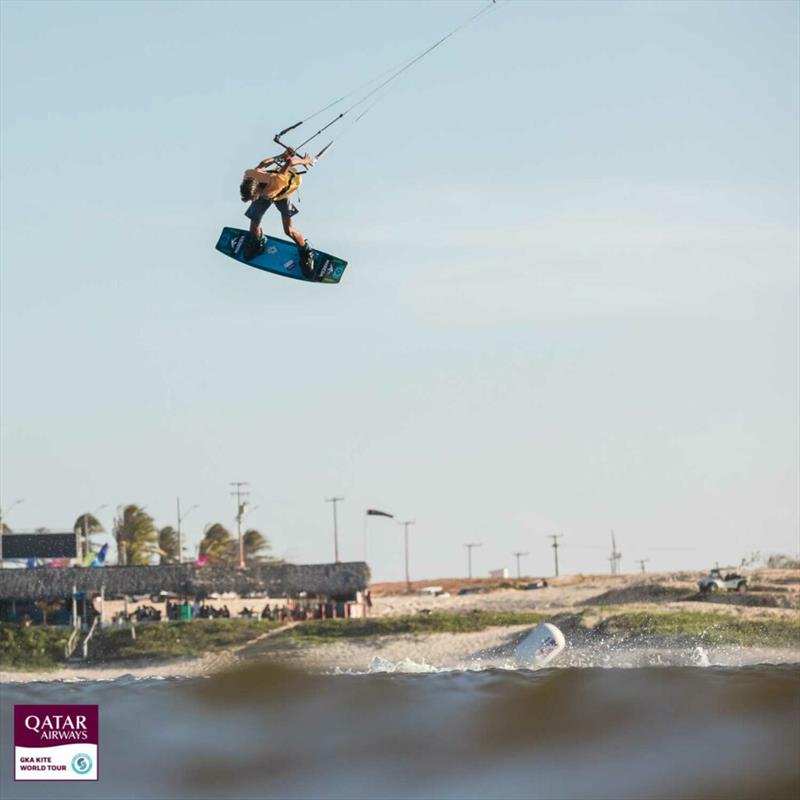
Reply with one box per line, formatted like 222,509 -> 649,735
2,658 -> 798,800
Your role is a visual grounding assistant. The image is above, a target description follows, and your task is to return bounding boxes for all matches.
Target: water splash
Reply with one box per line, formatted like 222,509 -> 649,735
332,639 -> 798,675
691,646 -> 711,667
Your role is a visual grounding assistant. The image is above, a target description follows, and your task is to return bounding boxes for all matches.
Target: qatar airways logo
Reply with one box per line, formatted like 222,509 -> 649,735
15,705 -> 99,781
23,713 -> 89,741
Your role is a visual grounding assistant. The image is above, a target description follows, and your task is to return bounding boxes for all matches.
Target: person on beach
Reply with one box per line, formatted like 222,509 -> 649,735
239,148 -> 316,274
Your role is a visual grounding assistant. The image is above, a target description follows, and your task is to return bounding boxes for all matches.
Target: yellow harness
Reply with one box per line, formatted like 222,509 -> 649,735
266,168 -> 302,202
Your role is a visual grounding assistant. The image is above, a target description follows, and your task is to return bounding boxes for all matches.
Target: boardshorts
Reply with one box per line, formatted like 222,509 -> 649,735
245,197 -> 299,225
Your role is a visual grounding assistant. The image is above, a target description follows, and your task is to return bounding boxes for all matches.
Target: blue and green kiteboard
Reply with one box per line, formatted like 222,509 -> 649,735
215,227 -> 347,284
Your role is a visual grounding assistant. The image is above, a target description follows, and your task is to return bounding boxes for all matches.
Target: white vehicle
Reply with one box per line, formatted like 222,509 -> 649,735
698,568 -> 748,593
418,586 -> 450,598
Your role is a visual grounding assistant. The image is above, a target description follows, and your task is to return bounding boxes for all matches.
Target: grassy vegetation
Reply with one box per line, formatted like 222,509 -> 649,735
0,623 -> 73,670
595,610 -> 800,647
287,611 -> 551,642
90,619 -> 283,662
0,619 -> 283,670
3,609 -> 799,671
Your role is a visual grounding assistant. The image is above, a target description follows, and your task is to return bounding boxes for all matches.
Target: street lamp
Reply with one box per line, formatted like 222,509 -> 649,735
176,498 -> 199,564
398,520 -> 416,593
0,498 -> 24,523
325,497 -> 344,563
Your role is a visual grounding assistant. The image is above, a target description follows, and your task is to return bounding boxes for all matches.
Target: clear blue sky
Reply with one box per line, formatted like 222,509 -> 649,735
1,0 -> 798,580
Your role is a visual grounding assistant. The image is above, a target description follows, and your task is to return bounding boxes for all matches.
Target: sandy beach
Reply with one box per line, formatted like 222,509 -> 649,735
2,569 -> 798,682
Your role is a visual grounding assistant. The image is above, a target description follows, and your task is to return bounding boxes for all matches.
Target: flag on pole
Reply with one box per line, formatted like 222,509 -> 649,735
366,509 -> 394,518
91,543 -> 109,567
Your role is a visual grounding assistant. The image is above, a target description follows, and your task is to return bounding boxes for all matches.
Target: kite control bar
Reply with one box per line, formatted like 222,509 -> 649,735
273,109 -> 344,165
273,120 -> 303,155
273,123 -> 334,167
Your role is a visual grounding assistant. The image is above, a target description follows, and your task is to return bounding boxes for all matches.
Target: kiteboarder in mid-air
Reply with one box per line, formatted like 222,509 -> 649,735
217,1 -> 502,284
240,148 -> 315,273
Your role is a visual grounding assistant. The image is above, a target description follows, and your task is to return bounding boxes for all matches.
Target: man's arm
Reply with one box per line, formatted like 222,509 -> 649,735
254,149 -> 312,170
255,155 -> 280,169
277,153 -> 314,171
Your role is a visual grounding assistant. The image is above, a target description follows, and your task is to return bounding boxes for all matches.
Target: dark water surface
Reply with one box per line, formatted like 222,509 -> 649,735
2,663 -> 799,800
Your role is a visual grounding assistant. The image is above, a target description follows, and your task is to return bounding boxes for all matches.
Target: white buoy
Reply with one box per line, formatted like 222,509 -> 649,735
515,622 -> 566,667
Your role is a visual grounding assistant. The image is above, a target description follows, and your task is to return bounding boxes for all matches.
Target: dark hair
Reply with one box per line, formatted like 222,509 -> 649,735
240,177 -> 258,203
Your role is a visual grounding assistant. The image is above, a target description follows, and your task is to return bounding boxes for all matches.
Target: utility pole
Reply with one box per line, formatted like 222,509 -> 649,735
177,498 -> 199,564
399,520 -> 415,593
325,497 -> 344,562
513,551 -> 529,579
610,530 -> 622,575
636,558 -> 649,574
0,499 -> 24,569
230,482 -> 250,568
464,543 -> 482,579
547,534 -> 563,577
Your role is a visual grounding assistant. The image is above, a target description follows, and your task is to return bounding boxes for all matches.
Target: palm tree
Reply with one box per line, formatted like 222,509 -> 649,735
199,523 -> 237,565
157,526 -> 180,564
114,505 -> 158,565
74,513 -> 104,559
243,529 -> 272,563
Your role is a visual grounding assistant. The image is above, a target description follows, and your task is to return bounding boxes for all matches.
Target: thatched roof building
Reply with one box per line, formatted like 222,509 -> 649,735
0,561 -> 370,601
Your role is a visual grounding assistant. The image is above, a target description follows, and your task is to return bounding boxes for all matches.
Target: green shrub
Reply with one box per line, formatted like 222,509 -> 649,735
0,623 -> 72,670
289,611 -> 550,642
596,611 -> 800,647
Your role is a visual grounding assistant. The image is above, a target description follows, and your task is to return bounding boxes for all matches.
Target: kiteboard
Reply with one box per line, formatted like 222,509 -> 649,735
515,622 -> 565,668
215,227 -> 347,284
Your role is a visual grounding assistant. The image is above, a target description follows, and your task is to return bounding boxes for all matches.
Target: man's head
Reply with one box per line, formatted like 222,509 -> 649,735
240,177 -> 258,203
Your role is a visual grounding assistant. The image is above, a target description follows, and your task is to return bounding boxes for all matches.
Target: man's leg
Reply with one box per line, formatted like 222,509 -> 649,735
243,199 -> 271,259
281,214 -> 306,250
283,215 -> 315,278
277,200 -> 316,278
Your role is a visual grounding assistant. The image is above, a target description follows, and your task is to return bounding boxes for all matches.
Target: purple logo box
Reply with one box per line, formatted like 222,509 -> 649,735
15,705 -> 98,748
